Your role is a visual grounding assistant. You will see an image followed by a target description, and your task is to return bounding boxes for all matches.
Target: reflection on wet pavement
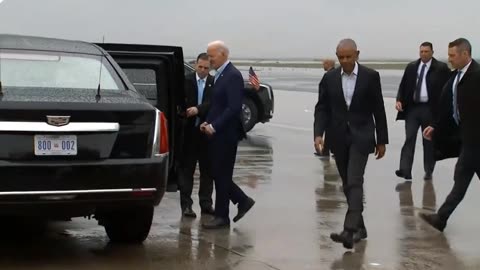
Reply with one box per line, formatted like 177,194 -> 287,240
315,159 -> 344,212
422,180 -> 436,212
234,135 -> 274,188
394,180 -> 466,270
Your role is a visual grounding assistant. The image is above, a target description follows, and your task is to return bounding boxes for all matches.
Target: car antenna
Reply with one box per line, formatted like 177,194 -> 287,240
95,36 -> 105,102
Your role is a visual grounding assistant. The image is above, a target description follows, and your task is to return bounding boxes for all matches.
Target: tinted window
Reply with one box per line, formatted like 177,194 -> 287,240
122,68 -> 157,100
117,61 -> 168,114
184,63 -> 194,76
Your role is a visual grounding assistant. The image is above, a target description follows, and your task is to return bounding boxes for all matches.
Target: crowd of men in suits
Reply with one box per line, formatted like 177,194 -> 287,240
314,37 -> 479,249
176,37 -> 480,250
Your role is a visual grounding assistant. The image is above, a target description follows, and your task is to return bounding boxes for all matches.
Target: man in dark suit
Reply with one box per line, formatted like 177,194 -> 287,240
315,59 -> 336,159
421,38 -> 480,232
179,53 -> 215,218
395,42 -> 450,181
314,39 -> 389,249
201,40 -> 255,229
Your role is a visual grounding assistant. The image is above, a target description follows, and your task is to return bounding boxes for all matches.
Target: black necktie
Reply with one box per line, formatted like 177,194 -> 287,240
414,63 -> 427,102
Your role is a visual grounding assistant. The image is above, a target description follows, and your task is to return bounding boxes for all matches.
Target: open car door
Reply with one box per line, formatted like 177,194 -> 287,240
96,43 -> 186,192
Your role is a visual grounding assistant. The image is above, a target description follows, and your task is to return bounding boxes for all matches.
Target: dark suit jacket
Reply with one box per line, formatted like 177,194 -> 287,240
184,72 -> 215,129
432,60 -> 480,160
396,58 -> 451,121
318,67 -> 335,147
180,72 -> 215,162
206,62 -> 246,142
314,64 -> 389,154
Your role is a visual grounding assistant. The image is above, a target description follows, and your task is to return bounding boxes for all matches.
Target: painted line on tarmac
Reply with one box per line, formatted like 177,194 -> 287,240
268,122 -> 311,132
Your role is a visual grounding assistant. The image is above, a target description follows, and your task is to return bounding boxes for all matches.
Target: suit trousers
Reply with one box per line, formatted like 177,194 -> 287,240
209,137 -> 248,220
334,144 -> 369,232
399,104 -> 435,176
178,128 -> 213,210
438,146 -> 480,221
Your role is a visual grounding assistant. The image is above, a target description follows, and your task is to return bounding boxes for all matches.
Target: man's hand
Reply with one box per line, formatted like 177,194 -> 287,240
200,122 -> 215,136
375,144 -> 386,160
423,126 -> 435,141
314,136 -> 324,154
395,101 -> 403,112
186,107 -> 199,118
200,122 -> 207,132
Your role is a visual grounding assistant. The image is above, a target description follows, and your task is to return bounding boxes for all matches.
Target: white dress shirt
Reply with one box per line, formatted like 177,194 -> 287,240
417,59 -> 432,103
341,62 -> 358,108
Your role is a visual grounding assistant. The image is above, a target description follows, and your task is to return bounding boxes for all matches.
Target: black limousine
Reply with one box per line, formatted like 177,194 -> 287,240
0,34 -> 186,243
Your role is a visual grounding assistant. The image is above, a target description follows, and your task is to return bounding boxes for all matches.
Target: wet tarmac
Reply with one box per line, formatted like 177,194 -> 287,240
1,90 -> 479,269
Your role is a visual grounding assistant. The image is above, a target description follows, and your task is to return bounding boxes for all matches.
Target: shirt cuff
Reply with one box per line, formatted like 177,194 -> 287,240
208,124 -> 216,133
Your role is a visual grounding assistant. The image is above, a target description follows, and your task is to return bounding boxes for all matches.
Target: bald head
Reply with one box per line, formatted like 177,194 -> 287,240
322,59 -> 335,71
207,40 -> 230,69
337,38 -> 358,51
336,38 -> 359,74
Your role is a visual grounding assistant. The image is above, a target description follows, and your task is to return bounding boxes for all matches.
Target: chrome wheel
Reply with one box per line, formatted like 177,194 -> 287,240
242,103 -> 252,125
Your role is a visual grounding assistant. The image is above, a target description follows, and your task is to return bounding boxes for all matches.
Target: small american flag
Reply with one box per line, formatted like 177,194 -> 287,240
248,66 -> 260,91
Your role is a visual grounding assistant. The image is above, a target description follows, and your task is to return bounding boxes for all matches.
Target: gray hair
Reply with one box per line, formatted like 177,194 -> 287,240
337,38 -> 358,51
323,58 -> 335,64
207,40 -> 230,56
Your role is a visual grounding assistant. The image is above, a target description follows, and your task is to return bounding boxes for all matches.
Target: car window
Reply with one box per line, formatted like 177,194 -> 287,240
184,63 -> 194,76
0,50 -> 124,90
122,68 -> 157,100
118,62 -> 169,114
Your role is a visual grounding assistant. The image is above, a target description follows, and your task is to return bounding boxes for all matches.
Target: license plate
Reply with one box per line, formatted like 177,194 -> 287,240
34,135 -> 77,156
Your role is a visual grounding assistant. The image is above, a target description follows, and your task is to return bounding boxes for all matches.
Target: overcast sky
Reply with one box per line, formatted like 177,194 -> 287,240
0,0 -> 478,60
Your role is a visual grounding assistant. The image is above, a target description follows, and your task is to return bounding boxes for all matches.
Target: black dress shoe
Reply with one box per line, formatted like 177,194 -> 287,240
318,154 -> 330,160
424,172 -> 433,180
353,228 -> 368,243
419,213 -> 446,232
202,217 -> 230,229
182,207 -> 197,218
395,170 -> 412,180
233,197 -> 255,223
330,230 -> 354,249
201,206 -> 215,216
317,150 -> 331,160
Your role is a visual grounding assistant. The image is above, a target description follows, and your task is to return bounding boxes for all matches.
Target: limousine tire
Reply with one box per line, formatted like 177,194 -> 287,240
104,206 -> 154,244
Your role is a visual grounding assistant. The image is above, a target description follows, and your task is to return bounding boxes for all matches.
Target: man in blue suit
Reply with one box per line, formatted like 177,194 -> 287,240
200,40 -> 255,229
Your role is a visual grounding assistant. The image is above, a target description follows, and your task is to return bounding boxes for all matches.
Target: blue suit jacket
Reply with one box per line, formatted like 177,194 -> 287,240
207,62 -> 246,142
